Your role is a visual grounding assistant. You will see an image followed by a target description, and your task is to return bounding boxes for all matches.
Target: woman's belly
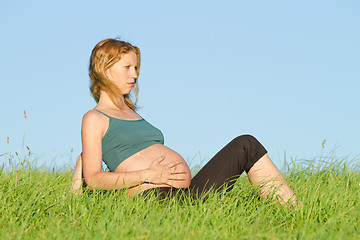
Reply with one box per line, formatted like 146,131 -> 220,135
114,144 -> 191,196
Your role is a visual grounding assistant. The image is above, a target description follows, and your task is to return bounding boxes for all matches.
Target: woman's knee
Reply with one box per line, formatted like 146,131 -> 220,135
232,134 -> 259,148
230,135 -> 267,172
232,135 -> 267,157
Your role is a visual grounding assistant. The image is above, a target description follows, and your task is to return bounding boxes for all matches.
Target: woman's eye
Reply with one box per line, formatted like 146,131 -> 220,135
125,66 -> 130,69
134,66 -> 138,71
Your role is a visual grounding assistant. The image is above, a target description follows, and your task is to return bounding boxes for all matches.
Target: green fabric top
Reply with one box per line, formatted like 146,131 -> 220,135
95,110 -> 164,172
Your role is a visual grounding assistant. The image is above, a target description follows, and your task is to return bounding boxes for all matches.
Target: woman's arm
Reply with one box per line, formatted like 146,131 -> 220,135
70,154 -> 84,194
81,111 -> 187,190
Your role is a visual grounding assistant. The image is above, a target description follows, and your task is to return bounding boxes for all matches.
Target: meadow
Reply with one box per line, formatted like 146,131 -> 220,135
1,150 -> 359,240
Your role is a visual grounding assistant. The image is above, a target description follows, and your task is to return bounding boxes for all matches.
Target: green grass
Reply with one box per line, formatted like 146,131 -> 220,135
1,153 -> 359,240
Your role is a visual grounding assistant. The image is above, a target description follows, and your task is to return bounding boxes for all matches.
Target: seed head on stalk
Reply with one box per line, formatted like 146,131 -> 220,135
322,139 -> 326,149
26,146 -> 31,156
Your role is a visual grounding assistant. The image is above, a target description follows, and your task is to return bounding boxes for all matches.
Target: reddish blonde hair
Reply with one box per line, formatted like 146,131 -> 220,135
89,38 -> 141,110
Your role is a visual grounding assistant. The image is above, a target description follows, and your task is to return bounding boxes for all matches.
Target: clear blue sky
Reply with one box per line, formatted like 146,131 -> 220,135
1,0 -> 359,170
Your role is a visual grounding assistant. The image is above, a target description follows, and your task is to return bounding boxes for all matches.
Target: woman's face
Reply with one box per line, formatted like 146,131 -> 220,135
105,51 -> 138,95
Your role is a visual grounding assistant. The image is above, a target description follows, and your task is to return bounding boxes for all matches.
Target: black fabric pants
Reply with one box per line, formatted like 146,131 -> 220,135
143,135 -> 267,200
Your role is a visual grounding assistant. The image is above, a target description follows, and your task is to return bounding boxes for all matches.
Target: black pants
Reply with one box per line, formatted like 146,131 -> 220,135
143,135 -> 267,200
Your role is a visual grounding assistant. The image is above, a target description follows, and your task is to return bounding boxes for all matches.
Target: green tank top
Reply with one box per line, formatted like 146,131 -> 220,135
94,109 -> 164,172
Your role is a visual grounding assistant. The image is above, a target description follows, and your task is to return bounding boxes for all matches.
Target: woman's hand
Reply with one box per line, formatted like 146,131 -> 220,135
146,156 -> 188,186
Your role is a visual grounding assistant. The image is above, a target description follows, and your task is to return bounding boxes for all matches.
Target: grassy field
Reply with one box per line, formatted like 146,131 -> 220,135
1,152 -> 359,240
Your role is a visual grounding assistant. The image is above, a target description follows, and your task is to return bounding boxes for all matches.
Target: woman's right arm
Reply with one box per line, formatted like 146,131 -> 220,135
81,111 -> 187,190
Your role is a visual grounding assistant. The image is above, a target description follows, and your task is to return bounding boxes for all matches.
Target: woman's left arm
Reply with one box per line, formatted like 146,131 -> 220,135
70,154 -> 83,194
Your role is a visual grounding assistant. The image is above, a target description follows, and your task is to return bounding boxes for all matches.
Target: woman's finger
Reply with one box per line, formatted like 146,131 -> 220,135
168,161 -> 183,168
167,176 -> 187,181
170,170 -> 187,174
156,155 -> 165,163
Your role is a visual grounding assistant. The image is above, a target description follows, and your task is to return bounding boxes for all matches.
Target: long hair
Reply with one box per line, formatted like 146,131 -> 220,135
89,38 -> 141,110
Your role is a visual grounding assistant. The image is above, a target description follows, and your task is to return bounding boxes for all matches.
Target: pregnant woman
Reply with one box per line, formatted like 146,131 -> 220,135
71,38 -> 299,205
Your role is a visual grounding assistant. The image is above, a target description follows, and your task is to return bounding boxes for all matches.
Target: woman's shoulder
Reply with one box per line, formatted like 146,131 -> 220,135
82,109 -> 108,128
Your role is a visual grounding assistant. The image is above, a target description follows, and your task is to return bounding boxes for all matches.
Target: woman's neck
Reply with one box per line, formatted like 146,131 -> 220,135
98,90 -> 128,110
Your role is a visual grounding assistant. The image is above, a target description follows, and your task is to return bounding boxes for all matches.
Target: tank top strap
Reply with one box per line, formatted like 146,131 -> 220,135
94,109 -> 111,118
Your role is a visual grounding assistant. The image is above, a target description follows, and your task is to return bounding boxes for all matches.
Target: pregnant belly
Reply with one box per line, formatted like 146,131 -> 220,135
114,144 -> 191,196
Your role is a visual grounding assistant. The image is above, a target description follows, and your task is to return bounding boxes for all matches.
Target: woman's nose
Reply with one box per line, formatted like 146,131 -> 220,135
131,68 -> 138,78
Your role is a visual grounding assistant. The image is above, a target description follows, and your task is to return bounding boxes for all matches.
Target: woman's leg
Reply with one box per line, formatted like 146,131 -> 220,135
190,135 -> 299,205
247,154 -> 298,205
